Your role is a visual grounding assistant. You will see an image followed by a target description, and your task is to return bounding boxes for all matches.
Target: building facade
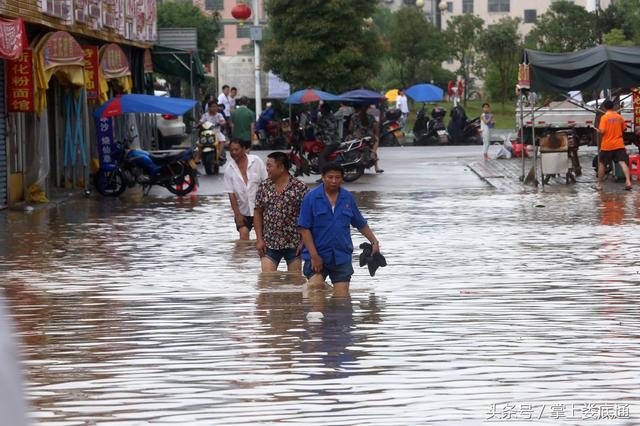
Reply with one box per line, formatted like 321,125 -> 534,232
384,0 -> 614,33
0,0 -> 157,208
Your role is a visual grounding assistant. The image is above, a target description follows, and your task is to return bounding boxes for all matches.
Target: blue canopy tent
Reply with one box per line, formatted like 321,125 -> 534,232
340,89 -> 386,104
285,89 -> 345,104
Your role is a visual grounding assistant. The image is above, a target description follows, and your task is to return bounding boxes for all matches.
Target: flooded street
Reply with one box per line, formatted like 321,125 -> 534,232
2,147 -> 640,425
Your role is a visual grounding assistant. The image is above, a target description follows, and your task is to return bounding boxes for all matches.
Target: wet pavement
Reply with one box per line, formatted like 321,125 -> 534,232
2,146 -> 640,425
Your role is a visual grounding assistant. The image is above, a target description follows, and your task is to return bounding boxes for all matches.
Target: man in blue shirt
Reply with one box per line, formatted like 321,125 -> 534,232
298,163 -> 381,297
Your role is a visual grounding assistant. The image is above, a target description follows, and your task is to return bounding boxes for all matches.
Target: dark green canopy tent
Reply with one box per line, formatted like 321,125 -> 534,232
151,45 -> 205,84
526,45 -> 640,92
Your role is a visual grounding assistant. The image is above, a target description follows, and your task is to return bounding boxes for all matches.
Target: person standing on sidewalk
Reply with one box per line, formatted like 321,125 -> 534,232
480,103 -> 495,161
298,163 -> 382,298
217,85 -> 232,117
254,152 -> 308,272
230,96 -> 256,150
597,99 -> 632,191
224,140 -> 267,240
396,89 -> 409,130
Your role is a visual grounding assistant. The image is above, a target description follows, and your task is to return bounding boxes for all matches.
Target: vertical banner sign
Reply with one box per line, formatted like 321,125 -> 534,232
7,48 -> 34,112
96,117 -> 115,167
84,46 -> 99,101
633,89 -> 640,132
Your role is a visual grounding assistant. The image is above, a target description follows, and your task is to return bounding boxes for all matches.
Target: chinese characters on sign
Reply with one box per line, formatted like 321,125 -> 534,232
0,18 -> 27,60
84,46 -> 100,101
96,117 -> 115,167
632,89 -> 640,131
7,49 -> 34,112
100,44 -> 130,79
42,32 -> 85,70
487,402 -> 631,422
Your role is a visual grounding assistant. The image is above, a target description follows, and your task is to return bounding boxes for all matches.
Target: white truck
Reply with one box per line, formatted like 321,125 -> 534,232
516,96 -> 637,146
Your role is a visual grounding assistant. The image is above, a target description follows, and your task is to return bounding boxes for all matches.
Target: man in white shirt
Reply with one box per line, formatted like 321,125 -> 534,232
224,139 -> 267,240
217,85 -> 232,116
396,89 -> 409,130
229,87 -> 238,112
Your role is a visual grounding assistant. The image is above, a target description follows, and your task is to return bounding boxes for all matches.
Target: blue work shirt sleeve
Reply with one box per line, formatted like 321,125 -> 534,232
298,194 -> 314,229
350,198 -> 368,229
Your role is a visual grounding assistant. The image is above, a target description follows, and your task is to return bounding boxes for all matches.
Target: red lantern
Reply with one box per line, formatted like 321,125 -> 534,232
231,3 -> 252,26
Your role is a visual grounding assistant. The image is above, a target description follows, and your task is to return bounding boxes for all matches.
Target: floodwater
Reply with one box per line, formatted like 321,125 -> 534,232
2,152 -> 640,425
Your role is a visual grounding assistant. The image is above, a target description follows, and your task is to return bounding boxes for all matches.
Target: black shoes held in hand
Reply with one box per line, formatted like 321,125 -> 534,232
359,243 -> 387,277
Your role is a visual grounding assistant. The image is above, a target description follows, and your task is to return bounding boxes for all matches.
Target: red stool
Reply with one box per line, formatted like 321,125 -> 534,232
629,154 -> 640,180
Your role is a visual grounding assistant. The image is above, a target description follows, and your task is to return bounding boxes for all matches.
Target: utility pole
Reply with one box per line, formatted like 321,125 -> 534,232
253,0 -> 262,116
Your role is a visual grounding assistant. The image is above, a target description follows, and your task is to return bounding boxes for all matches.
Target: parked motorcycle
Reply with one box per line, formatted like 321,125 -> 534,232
447,105 -> 482,145
380,108 -> 403,147
198,121 -> 226,175
94,140 -> 198,197
288,133 -> 374,182
414,106 -> 449,145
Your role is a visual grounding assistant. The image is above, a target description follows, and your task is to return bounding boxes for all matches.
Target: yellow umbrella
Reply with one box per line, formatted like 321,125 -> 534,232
385,89 -> 399,102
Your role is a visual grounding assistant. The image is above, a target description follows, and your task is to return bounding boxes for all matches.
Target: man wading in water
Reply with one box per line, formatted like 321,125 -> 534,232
298,163 -> 381,297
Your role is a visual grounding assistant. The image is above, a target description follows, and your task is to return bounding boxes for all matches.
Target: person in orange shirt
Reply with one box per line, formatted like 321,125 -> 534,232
597,100 -> 632,190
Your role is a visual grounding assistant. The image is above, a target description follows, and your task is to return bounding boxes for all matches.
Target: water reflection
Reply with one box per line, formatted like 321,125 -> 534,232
2,189 -> 640,424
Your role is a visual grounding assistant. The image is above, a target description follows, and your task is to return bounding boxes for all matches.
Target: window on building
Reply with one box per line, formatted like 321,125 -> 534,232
237,24 -> 251,38
488,0 -> 509,12
524,9 -> 537,23
447,2 -> 453,12
462,0 -> 473,13
205,0 -> 224,10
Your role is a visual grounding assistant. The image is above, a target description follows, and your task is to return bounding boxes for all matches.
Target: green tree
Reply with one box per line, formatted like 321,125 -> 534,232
157,2 -> 220,64
445,14 -> 484,105
264,0 -> 382,93
529,1 -> 598,52
602,28 -> 634,46
478,17 -> 522,105
387,7 -> 446,88
599,0 -> 640,44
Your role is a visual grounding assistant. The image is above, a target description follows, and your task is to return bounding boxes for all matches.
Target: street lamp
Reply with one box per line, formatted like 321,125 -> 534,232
436,0 -> 447,30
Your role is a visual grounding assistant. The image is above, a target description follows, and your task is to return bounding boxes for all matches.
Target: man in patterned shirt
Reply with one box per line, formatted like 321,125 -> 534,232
254,152 -> 308,272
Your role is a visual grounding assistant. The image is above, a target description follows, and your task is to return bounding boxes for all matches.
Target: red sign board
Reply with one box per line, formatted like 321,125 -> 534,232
7,49 -> 35,112
0,18 -> 27,60
42,31 -> 85,70
84,46 -> 100,101
101,43 -> 130,79
633,89 -> 640,131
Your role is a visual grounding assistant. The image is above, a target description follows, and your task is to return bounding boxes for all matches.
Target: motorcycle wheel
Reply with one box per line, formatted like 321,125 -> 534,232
381,133 -> 399,147
165,169 -> 198,196
203,151 -> 215,175
343,165 -> 364,183
94,169 -> 126,197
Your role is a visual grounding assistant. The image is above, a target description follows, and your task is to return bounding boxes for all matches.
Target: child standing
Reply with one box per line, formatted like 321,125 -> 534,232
481,103 -> 496,160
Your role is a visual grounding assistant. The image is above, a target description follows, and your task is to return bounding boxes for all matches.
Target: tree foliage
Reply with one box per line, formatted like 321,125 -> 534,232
478,17 -> 522,104
157,2 -> 220,64
445,14 -> 484,104
602,29 -> 634,46
599,0 -> 640,44
264,0 -> 382,93
529,1 -> 598,52
387,7 -> 446,88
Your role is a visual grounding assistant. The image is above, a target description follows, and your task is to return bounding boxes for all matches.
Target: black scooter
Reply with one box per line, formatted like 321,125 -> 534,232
414,106 -> 449,145
448,105 -> 482,145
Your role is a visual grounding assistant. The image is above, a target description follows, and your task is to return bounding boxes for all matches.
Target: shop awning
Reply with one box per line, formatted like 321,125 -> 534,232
0,17 -> 27,60
151,45 -> 205,84
526,45 -> 640,92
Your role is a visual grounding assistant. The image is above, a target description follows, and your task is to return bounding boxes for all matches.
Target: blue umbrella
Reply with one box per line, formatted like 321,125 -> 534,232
94,94 -> 198,118
406,84 -> 444,102
285,88 -> 344,104
340,89 -> 386,104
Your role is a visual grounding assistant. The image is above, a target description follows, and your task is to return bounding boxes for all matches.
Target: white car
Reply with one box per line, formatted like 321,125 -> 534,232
154,90 -> 186,149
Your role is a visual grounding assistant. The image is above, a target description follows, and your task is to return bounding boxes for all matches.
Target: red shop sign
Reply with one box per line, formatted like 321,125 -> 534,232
633,89 -> 640,130
7,48 -> 34,112
0,17 -> 27,60
84,46 -> 100,101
